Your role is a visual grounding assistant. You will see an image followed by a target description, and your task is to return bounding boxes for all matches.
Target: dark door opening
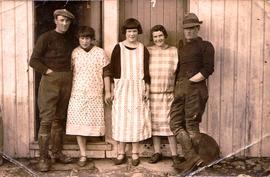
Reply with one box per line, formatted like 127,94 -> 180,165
34,1 -> 104,143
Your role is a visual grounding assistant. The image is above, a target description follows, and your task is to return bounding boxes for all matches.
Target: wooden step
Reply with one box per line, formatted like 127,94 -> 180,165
30,141 -> 112,151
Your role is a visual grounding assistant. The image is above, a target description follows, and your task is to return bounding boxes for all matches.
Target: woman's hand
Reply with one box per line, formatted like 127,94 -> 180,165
110,90 -> 114,102
104,91 -> 112,105
104,77 -> 113,105
110,83 -> 115,103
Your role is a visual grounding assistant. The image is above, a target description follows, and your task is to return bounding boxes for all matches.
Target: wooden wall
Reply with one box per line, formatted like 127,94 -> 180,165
119,0 -> 188,47
0,1 -> 35,157
190,0 -> 270,157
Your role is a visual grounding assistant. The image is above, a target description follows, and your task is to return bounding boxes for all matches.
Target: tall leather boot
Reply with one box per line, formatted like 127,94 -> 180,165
50,125 -> 72,164
174,131 -> 203,175
38,135 -> 51,172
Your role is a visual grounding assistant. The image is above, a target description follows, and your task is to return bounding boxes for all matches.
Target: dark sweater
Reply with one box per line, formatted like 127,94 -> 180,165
176,37 -> 215,79
110,44 -> 151,84
30,30 -> 75,74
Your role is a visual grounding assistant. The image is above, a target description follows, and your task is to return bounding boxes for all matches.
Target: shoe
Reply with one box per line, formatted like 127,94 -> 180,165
114,154 -> 127,165
131,157 -> 140,166
77,156 -> 87,167
148,153 -> 162,164
172,155 -> 185,166
51,152 -> 72,164
131,153 -> 140,166
174,155 -> 203,175
38,158 -> 51,172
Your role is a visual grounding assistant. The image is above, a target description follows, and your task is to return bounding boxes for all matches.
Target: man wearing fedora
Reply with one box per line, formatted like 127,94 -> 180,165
30,9 -> 75,172
170,13 -> 215,174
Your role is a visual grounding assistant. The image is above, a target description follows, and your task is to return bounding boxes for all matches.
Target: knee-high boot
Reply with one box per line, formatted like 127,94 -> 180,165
50,121 -> 72,164
38,134 -> 51,172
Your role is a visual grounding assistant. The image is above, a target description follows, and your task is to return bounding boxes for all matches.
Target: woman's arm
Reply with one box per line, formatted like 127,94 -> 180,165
104,76 -> 112,104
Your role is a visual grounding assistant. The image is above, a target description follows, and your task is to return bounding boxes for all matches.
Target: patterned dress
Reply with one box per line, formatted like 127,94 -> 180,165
112,42 -> 151,142
148,45 -> 178,136
66,46 -> 109,136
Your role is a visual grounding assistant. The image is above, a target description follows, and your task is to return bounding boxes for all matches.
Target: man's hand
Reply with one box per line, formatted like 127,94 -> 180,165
189,72 -> 205,82
46,69 -> 53,75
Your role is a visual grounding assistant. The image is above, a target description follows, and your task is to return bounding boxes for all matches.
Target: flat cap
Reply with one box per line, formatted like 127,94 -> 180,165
53,9 -> 74,20
183,13 -> 202,29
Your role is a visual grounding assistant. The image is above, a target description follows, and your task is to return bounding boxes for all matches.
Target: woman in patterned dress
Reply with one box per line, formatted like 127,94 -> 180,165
147,25 -> 183,165
66,26 -> 111,167
111,18 -> 151,166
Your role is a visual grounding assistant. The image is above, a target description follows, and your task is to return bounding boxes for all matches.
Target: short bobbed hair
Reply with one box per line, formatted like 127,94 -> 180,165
121,18 -> 143,34
150,25 -> 168,41
77,26 -> 95,40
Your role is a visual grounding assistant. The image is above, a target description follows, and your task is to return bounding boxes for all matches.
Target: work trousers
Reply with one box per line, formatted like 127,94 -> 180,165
170,77 -> 208,158
38,71 -> 72,155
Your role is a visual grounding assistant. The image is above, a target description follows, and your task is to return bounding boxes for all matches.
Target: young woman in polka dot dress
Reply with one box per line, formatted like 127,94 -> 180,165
66,26 -> 111,167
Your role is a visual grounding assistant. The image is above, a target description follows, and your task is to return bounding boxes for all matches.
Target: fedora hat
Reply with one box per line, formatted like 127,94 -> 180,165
183,13 -> 202,29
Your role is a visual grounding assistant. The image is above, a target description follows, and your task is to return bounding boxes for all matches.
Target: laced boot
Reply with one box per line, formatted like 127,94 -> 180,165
172,155 -> 185,166
174,154 -> 203,176
51,152 -> 72,163
38,135 -> 51,172
38,158 -> 51,172
51,128 -> 72,164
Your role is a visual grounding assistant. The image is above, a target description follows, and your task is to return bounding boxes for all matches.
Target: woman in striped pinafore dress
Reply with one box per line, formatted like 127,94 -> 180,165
147,25 -> 184,166
111,18 -> 151,166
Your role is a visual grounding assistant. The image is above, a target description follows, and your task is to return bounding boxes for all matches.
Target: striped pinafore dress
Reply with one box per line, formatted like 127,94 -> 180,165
112,42 -> 151,142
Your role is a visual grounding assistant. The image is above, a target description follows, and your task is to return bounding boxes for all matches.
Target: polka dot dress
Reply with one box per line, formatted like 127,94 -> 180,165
66,46 -> 109,136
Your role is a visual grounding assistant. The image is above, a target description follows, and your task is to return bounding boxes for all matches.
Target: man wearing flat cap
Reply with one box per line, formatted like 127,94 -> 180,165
170,13 -> 215,174
29,9 -> 75,172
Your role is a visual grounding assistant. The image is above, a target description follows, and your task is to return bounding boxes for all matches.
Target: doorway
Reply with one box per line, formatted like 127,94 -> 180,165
33,1 -> 104,143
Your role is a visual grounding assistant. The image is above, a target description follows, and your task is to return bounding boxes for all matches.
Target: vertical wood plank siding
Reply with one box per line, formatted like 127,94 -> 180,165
2,0 -> 17,156
0,1 -> 34,157
234,0 -> 251,156
261,1 -> 270,156
190,0 -> 270,156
